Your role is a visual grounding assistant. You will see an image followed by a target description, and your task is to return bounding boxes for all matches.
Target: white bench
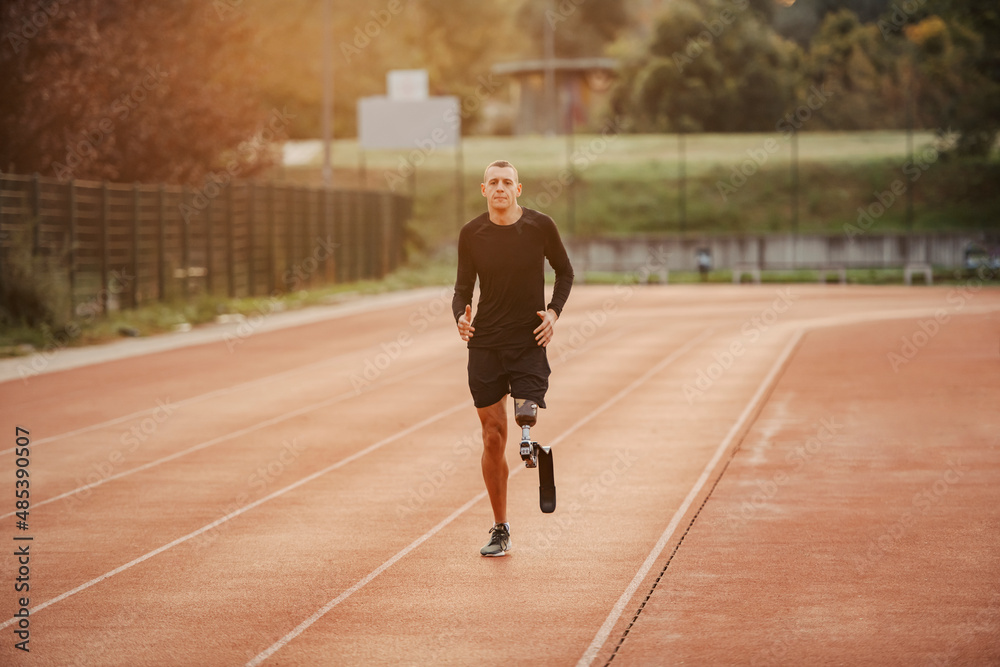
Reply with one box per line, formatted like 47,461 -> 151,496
817,266 -> 847,284
903,263 -> 933,286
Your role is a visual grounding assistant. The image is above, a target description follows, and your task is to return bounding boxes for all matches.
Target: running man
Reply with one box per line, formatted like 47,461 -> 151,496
453,160 -> 574,557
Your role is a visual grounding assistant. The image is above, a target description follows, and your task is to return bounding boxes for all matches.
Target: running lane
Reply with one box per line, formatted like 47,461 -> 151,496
1,286 -> 996,666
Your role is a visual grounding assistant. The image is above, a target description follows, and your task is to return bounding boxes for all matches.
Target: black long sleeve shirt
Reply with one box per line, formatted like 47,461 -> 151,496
452,207 -> 574,349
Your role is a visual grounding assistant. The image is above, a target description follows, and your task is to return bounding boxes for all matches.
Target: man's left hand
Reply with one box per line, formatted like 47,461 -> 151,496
533,309 -> 558,347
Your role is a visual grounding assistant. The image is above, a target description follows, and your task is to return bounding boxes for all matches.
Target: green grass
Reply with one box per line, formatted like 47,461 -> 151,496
6,132 -> 997,354
275,132 -> 1000,248
0,259 -> 456,357
4,258 -> 996,357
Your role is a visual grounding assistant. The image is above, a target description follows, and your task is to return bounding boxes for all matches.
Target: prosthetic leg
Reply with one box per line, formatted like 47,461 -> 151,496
514,399 -> 556,513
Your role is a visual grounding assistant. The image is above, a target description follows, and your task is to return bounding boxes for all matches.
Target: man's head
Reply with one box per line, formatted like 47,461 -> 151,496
482,160 -> 521,212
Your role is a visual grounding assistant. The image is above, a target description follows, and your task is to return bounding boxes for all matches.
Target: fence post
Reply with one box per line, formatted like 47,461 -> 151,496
373,193 -> 381,277
319,187 -> 330,282
67,180 -> 76,317
132,183 -> 141,308
791,125 -> 799,264
247,182 -> 256,297
337,190 -> 349,283
355,192 -> 363,279
678,132 -> 686,235
205,194 -> 214,296
227,182 -> 235,298
351,191 -> 361,280
0,174 -> 4,280
354,191 -> 364,280
158,185 -> 167,302
381,194 -> 391,277
370,193 -> 379,278
306,187 -> 317,288
286,186 -> 295,289
365,192 -> 376,279
100,181 -> 109,314
456,141 -> 464,232
267,183 -> 276,295
32,172 -> 41,255
182,186 -> 191,300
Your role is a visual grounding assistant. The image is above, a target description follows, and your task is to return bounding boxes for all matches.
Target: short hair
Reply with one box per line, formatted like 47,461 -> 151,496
483,160 -> 518,183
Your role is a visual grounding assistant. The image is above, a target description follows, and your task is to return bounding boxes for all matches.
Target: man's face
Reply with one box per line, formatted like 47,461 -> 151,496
481,166 -> 521,210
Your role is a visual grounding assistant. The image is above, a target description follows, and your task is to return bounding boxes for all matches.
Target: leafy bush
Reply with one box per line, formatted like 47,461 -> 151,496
0,220 -> 70,329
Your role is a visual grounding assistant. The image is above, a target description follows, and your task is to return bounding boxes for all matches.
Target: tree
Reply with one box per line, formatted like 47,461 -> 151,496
918,0 -> 1000,155
515,0 -> 630,59
0,0 -> 275,184
258,0 -> 518,138
800,10 -> 906,130
801,5 -> 1000,148
773,0 -> 891,45
611,0 -> 802,133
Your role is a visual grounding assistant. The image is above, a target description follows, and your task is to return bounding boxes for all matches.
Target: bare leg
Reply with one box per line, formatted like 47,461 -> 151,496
477,397 -> 508,525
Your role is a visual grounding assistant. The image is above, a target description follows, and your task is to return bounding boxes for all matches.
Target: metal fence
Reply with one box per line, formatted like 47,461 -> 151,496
0,173 -> 411,314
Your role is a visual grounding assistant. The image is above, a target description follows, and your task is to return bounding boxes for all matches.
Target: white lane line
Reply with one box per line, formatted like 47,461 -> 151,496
245,489 -> 488,667
17,298 -> 953,456
0,401 -> 471,632
2,350 -> 357,453
5,313 -> 638,519
0,339 -> 430,455
1,288 -> 634,455
0,322 -> 703,634
575,328 -> 804,667
246,328 -> 714,666
0,358 -> 448,520
0,287 -> 450,384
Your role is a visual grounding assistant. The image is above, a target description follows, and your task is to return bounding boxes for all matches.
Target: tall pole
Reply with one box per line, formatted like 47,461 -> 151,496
678,131 -> 686,234
791,126 -> 799,232
566,88 -> 575,234
791,124 -> 799,265
905,59 -> 915,262
456,138 -> 464,230
543,4 -> 555,136
321,0 -> 333,189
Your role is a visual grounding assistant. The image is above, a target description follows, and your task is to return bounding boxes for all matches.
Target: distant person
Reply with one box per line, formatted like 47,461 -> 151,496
453,160 -> 574,557
697,248 -> 712,282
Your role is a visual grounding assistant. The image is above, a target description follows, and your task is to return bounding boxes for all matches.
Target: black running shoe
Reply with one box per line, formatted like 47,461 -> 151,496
480,523 -> 511,557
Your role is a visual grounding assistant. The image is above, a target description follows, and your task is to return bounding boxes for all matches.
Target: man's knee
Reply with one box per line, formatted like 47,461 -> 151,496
481,423 -> 506,459
478,408 -> 506,446
481,421 -> 504,443
514,398 -> 537,427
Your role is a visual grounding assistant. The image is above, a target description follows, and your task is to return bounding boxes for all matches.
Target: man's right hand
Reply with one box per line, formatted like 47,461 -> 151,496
457,304 -> 475,342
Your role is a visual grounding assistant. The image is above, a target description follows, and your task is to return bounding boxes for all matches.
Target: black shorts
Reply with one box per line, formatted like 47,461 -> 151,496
467,346 -> 550,409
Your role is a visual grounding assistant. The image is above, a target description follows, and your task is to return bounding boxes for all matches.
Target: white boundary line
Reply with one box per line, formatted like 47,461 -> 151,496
246,329 -> 714,666
0,345 -> 367,455
0,358 -> 445,520
0,401 -> 471,632
0,317 -> 680,631
0,289 -> 641,456
245,489 -> 488,667
5,316 -> 639,519
8,302 -> 984,458
575,328 -> 804,667
0,287 -> 449,384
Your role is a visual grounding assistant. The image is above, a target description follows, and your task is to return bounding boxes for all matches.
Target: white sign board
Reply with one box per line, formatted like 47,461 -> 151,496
358,96 -> 460,150
387,69 -> 429,101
